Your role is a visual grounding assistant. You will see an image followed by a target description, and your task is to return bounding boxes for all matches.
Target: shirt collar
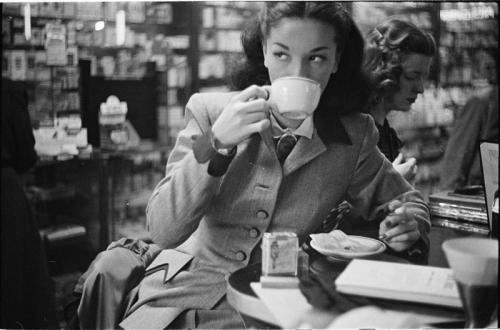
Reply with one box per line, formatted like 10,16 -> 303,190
270,113 -> 314,139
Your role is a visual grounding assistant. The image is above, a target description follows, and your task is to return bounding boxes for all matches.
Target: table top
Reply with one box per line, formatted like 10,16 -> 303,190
227,252 -> 465,328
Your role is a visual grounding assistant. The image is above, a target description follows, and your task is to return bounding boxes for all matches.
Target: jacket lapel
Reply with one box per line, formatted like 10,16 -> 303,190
260,128 -> 276,153
283,130 -> 326,176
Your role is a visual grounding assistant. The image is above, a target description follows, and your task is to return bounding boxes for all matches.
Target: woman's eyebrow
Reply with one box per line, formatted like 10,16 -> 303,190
273,42 -> 289,50
310,46 -> 330,52
272,43 -> 331,52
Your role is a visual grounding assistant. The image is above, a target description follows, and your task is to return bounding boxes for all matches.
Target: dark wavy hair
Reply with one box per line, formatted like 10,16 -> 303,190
363,18 -> 436,107
230,2 -> 372,142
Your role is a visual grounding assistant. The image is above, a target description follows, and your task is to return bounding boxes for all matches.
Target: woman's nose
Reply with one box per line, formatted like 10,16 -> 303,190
289,60 -> 310,78
414,78 -> 425,94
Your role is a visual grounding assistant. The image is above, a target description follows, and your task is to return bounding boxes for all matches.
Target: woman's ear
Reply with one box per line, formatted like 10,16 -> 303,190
331,51 -> 341,75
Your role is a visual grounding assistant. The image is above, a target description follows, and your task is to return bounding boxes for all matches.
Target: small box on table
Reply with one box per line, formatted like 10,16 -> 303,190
261,232 -> 300,288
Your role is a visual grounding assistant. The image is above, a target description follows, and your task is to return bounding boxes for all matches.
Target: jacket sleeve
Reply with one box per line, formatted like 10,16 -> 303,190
439,95 -> 484,190
146,93 -> 224,249
346,115 -> 431,249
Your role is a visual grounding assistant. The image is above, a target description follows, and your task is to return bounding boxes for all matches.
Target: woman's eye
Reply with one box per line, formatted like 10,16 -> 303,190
404,73 -> 418,80
273,52 -> 288,60
310,55 -> 326,63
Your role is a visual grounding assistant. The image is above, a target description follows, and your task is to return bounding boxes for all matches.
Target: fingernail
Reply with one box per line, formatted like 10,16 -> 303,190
379,234 -> 386,240
395,207 -> 404,214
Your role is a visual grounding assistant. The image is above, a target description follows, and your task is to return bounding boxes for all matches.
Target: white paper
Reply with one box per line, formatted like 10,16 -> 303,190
250,282 -> 313,329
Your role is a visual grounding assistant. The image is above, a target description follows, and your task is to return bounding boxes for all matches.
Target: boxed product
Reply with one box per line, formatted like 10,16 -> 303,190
63,3 -> 76,18
262,232 -> 298,277
25,51 -> 36,80
10,50 -> 27,80
2,51 -> 11,78
127,2 -> 146,23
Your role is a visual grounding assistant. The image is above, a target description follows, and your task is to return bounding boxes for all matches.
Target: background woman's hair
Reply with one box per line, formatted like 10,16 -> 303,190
363,18 -> 437,106
230,2 -> 372,142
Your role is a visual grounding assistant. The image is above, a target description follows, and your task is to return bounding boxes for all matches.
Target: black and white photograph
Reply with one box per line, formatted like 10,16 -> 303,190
1,1 -> 498,329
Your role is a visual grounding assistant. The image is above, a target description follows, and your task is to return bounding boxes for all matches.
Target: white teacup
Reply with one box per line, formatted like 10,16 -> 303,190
267,76 -> 321,120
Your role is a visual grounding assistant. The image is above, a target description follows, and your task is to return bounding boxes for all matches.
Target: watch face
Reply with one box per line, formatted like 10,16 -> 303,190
217,147 -> 231,156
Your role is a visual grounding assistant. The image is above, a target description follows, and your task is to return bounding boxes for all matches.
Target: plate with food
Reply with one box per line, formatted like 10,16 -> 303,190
310,230 -> 386,259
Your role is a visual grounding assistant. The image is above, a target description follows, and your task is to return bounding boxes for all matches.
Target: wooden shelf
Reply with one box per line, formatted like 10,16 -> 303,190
4,44 -> 45,50
199,77 -> 230,87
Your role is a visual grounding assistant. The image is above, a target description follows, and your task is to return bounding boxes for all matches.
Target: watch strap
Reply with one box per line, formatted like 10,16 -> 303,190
192,130 -> 237,177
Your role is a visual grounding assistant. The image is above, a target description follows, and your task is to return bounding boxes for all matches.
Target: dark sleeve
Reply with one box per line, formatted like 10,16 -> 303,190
376,121 -> 403,162
1,81 -> 38,173
192,131 -> 236,177
439,96 -> 484,190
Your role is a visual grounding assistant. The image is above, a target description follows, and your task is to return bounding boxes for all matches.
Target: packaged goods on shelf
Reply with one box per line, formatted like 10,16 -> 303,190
199,54 -> 225,79
127,2 -> 146,23
9,50 -> 27,80
428,190 -> 488,225
76,3 -> 103,21
431,217 -> 489,235
34,127 -> 88,156
103,2 -> 120,21
145,3 -> 173,24
157,105 -> 168,127
2,3 -> 22,15
2,19 -> 10,45
165,35 -> 190,49
25,52 -> 36,80
31,27 -> 44,46
62,3 -> 76,18
2,51 -> 10,78
167,106 -> 184,129
202,7 -> 215,28
216,30 -> 242,52
215,6 -> 247,28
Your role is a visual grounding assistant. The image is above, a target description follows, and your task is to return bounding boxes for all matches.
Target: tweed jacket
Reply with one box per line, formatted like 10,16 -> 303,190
120,92 -> 430,328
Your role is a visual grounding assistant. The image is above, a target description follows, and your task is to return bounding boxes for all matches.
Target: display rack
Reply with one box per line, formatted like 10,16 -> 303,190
195,1 -> 259,92
2,2 -> 195,148
439,2 -> 498,88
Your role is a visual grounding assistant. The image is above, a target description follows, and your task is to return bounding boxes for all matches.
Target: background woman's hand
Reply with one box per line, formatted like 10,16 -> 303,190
392,153 -> 417,184
378,200 -> 422,252
211,85 -> 270,149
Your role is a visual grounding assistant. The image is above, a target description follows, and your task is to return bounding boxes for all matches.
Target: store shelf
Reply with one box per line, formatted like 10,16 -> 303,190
199,77 -> 230,87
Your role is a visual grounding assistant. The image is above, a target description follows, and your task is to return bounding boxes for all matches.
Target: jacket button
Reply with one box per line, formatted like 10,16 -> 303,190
256,210 -> 268,219
235,251 -> 247,261
249,228 -> 260,238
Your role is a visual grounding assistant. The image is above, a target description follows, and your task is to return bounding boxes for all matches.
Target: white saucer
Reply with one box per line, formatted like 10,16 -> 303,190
310,235 -> 386,259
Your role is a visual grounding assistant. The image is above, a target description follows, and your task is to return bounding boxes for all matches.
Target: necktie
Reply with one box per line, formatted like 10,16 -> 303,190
276,132 -> 298,164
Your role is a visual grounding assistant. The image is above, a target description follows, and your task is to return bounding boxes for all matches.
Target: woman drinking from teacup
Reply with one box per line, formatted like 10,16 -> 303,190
74,3 -> 431,329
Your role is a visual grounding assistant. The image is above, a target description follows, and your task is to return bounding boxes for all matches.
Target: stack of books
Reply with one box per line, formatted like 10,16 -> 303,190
428,190 -> 489,234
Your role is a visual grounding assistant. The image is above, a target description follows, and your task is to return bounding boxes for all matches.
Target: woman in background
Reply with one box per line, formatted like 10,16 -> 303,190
334,19 -> 436,263
438,55 -> 498,190
363,19 -> 436,183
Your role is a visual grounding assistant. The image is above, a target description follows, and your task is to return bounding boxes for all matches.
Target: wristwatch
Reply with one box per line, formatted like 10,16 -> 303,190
209,130 -> 235,156
193,128 -> 236,165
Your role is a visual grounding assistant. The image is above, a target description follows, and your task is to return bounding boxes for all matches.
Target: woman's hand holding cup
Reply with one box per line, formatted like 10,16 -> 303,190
211,85 -> 271,149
